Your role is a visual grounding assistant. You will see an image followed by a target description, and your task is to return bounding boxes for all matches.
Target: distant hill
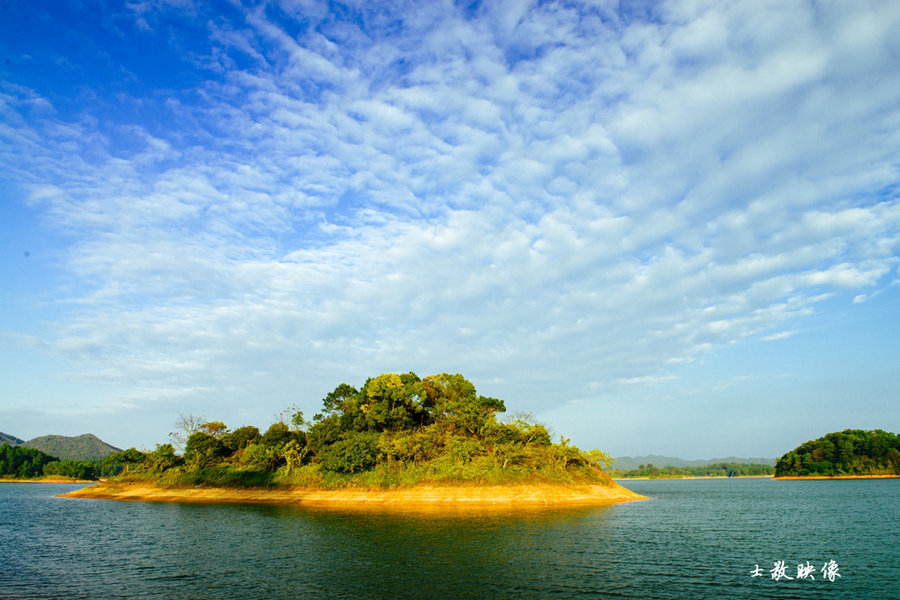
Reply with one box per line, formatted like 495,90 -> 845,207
0,432 -> 25,446
612,455 -> 776,471
23,434 -> 122,461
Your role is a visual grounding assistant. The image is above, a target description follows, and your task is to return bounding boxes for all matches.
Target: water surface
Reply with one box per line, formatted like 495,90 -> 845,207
1,478 -> 896,599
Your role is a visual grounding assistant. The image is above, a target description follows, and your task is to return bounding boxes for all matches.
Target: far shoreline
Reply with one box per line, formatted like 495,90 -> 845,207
772,474 -> 900,481
613,475 -> 773,481
58,480 -> 647,511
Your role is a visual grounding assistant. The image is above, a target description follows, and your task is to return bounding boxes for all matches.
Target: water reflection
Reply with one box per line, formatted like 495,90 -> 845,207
2,480 -> 897,599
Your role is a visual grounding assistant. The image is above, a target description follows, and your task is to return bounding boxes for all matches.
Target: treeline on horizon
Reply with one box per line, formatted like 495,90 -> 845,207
612,462 -> 774,478
50,373 -> 615,489
775,429 -> 900,477
0,443 -> 100,480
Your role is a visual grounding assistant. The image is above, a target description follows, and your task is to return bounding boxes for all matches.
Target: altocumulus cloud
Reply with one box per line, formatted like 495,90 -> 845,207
1,0 -> 898,451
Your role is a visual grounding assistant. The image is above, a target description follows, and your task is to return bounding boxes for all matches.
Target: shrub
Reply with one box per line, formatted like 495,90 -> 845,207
319,432 -> 379,473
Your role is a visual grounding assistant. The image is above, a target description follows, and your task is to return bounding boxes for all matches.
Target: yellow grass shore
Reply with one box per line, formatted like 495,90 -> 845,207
58,480 -> 646,511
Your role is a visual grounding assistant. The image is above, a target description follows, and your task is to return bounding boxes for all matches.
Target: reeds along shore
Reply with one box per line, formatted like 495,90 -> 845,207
59,480 -> 647,511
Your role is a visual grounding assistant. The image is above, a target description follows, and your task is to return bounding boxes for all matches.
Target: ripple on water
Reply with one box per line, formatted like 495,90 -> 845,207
0,479 -> 897,599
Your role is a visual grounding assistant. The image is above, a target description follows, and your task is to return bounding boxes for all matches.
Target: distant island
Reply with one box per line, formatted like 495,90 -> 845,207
62,372 -> 644,508
612,462 -> 774,479
610,455 -> 775,471
774,429 -> 900,478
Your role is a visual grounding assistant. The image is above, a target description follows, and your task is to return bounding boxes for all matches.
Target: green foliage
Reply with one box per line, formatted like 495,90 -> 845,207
147,443 -> 183,472
172,466 -> 274,488
775,429 -> 900,477
184,432 -> 226,467
99,448 -> 148,477
615,462 -> 775,478
239,443 -> 284,471
43,459 -> 97,480
260,422 -> 297,448
222,426 -> 261,452
0,442 -> 58,478
102,372 -> 616,490
22,434 -> 120,461
318,432 -> 380,473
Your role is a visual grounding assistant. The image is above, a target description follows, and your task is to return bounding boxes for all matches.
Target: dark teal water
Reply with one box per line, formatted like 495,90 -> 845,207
1,479 -> 897,599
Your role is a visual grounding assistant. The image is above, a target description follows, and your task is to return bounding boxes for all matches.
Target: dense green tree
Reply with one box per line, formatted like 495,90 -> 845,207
421,373 -> 506,436
185,432 -> 226,467
307,414 -> 344,454
147,443 -> 182,472
222,426 -> 262,452
775,429 -> 900,477
99,448 -> 148,477
43,459 -> 97,480
358,373 -> 427,432
260,422 -> 298,448
318,432 -> 379,473
0,443 -> 57,478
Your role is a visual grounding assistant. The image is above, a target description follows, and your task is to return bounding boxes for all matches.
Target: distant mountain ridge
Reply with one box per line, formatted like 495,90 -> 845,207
0,432 -> 25,446
612,455 -> 776,471
18,434 -> 122,461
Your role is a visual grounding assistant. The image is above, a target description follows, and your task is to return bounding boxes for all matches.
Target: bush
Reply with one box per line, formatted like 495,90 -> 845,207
43,460 -> 97,480
185,432 -> 226,467
148,443 -> 183,472
222,426 -> 261,452
260,422 -> 297,448
319,432 -> 379,473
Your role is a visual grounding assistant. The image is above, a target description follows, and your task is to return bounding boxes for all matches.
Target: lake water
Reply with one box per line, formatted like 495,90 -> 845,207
1,478 -> 897,599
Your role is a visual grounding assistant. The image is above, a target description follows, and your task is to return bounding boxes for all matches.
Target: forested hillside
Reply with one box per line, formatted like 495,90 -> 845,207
23,433 -> 121,461
0,432 -> 24,446
775,429 -> 900,477
0,443 -> 98,480
100,372 -> 614,489
614,462 -> 774,478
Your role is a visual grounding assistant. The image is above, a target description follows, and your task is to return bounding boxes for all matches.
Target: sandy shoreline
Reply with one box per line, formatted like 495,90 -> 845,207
58,481 -> 646,511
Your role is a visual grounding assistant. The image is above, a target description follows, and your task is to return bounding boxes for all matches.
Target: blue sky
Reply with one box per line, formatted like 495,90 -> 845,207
1,0 -> 898,459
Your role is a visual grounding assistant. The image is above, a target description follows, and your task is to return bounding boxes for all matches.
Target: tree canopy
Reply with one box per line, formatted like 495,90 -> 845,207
0,442 -> 98,480
775,429 -> 900,477
98,372 -> 614,489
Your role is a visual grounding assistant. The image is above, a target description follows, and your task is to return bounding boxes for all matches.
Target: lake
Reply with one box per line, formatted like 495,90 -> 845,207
1,478 -> 897,599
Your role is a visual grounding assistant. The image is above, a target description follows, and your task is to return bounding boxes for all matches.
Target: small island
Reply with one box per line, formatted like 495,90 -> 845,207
62,372 -> 644,509
774,429 -> 900,479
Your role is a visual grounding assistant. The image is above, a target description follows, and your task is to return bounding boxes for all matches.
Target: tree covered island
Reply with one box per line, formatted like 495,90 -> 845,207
612,462 -> 774,479
775,429 -> 900,478
66,374 -> 638,506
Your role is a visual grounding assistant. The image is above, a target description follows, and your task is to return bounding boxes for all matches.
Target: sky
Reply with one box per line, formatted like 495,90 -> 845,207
1,0 -> 898,459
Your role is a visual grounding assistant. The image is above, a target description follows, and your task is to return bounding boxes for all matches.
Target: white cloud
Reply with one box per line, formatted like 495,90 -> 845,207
2,0 -> 899,447
763,331 -> 794,342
